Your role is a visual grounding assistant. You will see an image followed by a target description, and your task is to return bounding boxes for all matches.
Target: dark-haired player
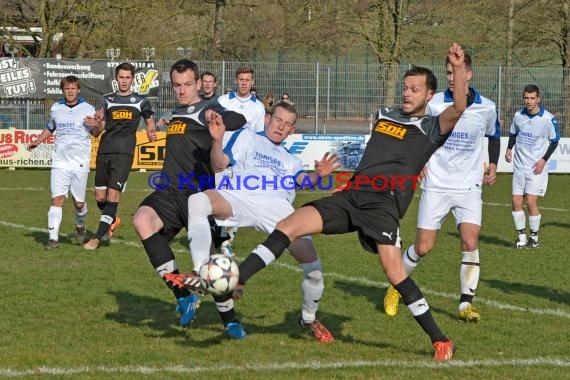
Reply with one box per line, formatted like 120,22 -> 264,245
234,43 -> 468,361
84,62 -> 156,249
132,59 -> 246,331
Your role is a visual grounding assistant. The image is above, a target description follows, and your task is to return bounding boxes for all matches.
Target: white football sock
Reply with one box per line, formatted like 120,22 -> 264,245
512,210 -> 527,241
75,202 -> 88,226
188,192 -> 213,272
460,249 -> 480,310
300,260 -> 324,323
402,245 -> 421,275
529,214 -> 541,241
47,206 -> 62,241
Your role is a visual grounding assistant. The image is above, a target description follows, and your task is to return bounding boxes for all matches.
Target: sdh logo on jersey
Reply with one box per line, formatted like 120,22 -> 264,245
111,109 -> 134,120
167,121 -> 186,135
374,120 -> 407,140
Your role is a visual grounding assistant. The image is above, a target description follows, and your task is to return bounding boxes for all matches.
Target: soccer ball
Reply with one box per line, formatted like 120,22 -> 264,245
199,254 -> 239,296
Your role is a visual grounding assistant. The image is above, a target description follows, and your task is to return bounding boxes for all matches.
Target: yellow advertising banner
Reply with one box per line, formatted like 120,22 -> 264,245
89,131 -> 166,169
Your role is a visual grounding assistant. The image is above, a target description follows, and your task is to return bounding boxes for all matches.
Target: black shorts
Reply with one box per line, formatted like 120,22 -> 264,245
94,153 -> 133,192
139,189 -> 228,246
307,189 -> 401,253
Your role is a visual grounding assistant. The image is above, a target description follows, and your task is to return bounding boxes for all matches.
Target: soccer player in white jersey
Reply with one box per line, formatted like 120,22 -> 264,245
217,66 -> 265,132
27,76 -> 103,249
166,102 -> 340,341
216,66 -> 266,255
505,84 -> 560,249
384,52 -> 501,323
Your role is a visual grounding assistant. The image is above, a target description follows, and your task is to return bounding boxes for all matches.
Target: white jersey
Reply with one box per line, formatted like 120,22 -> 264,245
422,89 -> 500,193
217,91 -> 265,132
47,99 -> 96,172
220,128 -> 304,203
509,107 -> 560,173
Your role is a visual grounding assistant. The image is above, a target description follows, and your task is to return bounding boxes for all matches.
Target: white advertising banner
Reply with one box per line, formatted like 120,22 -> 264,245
2,130 -> 570,173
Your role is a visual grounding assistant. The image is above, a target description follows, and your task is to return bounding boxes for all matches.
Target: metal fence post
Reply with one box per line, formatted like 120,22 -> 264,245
315,62 -> 319,134
497,64 -> 502,121
221,60 -> 226,93
26,99 -> 30,129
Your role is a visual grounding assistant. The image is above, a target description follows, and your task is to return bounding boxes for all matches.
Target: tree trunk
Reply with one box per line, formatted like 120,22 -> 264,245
503,0 -> 515,134
214,0 -> 227,58
562,0 -> 570,135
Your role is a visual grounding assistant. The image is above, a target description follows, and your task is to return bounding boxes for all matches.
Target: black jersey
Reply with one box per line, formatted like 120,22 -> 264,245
97,92 -> 154,155
353,107 -> 450,217
200,93 -> 218,101
160,99 -> 246,191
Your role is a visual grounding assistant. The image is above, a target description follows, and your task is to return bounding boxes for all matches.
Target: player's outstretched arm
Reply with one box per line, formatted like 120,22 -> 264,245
297,152 -> 341,189
438,43 -> 467,134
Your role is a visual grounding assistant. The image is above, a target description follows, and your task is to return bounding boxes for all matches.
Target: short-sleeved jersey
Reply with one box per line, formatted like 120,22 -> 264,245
217,91 -> 265,132
423,88 -> 501,192
47,98 -> 96,172
221,128 -> 304,203
97,92 -> 154,156
509,107 -> 560,173
159,99 -> 246,191
354,107 -> 449,218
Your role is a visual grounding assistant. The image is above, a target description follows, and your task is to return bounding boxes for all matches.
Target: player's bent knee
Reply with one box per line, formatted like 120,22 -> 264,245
302,260 -> 323,283
415,243 -> 432,257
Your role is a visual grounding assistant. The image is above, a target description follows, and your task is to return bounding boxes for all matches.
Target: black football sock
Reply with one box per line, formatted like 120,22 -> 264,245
94,201 -> 118,239
395,277 -> 447,343
142,233 -> 190,299
97,200 -> 107,212
213,293 -> 237,325
238,229 -> 290,284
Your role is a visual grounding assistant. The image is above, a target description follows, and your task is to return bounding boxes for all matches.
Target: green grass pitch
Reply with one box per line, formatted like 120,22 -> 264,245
0,169 -> 568,379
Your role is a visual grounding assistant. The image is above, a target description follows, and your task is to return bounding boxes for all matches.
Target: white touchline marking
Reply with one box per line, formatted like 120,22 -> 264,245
2,220 -> 569,320
0,187 -> 152,193
0,357 -> 569,376
0,187 -> 46,191
0,187 -> 568,211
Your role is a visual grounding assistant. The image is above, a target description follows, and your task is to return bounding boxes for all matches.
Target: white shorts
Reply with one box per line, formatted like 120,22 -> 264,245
214,190 -> 294,234
512,170 -> 548,196
51,168 -> 89,202
417,190 -> 483,230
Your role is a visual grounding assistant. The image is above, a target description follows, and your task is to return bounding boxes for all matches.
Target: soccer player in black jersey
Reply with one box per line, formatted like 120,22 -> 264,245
131,59 -> 246,330
235,43 -> 468,361
84,62 -> 157,250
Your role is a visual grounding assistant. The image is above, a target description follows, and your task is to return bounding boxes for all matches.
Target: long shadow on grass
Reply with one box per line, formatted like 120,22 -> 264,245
333,280 -> 454,357
177,300 -> 393,350
335,280 -> 457,322
542,221 -> 570,229
105,291 -> 184,338
25,230 -> 76,246
446,231 -> 512,248
481,279 -> 570,306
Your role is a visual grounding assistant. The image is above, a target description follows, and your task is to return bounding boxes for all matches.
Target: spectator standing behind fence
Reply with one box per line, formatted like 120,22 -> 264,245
505,84 -> 560,249
27,75 -> 103,250
200,71 -> 218,101
281,92 -> 293,105
263,92 -> 274,113
83,62 -> 157,250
